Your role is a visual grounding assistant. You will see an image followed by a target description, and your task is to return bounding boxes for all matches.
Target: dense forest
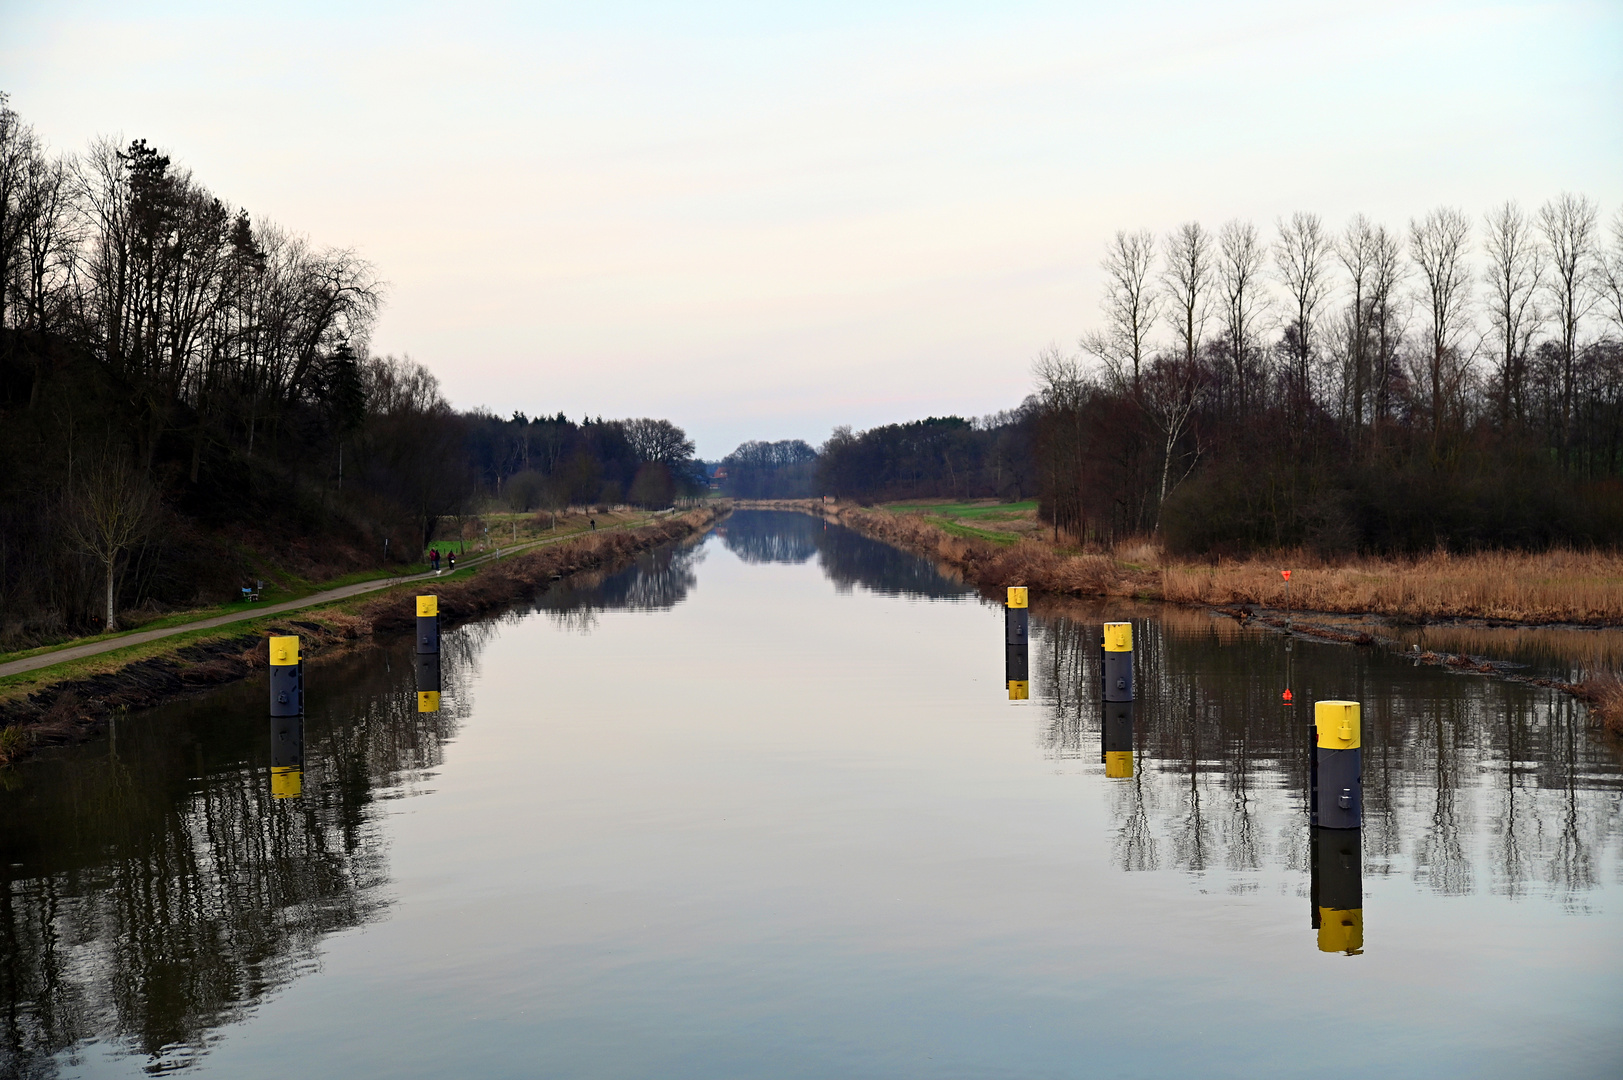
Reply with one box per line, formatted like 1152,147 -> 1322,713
0,97 -> 699,644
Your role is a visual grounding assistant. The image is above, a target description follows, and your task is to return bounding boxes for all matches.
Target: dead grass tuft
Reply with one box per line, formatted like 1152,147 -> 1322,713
1576,672 -> 1623,736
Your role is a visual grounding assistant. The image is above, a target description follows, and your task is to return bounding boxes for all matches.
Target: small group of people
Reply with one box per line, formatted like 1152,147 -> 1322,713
429,548 -> 456,573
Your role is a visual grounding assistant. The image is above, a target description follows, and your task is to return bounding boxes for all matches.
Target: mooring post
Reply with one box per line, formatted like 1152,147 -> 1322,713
1005,586 -> 1029,700
1311,825 -> 1364,954
1102,622 -> 1133,702
416,651 -> 441,713
1313,700 -> 1362,828
417,595 -> 439,655
268,634 -> 302,718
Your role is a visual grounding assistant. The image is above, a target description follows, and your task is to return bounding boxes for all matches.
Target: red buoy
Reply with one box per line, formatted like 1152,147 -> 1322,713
1282,688 -> 1294,703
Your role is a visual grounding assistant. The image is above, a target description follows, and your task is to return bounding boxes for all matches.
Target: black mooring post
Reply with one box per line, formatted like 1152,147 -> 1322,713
269,634 -> 302,718
1103,622 -> 1133,702
417,595 -> 439,655
1314,700 -> 1362,829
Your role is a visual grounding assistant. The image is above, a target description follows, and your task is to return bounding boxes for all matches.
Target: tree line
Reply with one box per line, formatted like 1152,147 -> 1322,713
713,414 -> 1037,505
1035,195 -> 1623,552
0,96 -> 699,643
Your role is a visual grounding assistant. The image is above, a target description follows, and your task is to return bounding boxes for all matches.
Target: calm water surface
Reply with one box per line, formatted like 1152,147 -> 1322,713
3,510 -> 1621,1078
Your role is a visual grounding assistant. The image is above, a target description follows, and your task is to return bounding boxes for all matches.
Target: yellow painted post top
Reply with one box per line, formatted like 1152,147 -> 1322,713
269,635 -> 300,666
1006,586 -> 1028,609
1103,622 -> 1133,653
1007,680 -> 1029,700
1317,907 -> 1363,954
1315,700 -> 1362,749
418,690 -> 441,713
417,595 -> 438,617
271,766 -> 303,799
1105,750 -> 1134,779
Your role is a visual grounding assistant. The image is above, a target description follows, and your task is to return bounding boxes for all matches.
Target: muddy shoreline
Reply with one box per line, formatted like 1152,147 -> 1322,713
0,506 -> 727,760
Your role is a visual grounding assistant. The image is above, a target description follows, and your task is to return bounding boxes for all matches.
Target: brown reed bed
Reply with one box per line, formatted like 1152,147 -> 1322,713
1160,548 -> 1623,625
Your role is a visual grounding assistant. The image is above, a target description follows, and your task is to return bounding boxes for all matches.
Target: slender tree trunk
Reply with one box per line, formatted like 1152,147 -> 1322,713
105,557 -> 117,631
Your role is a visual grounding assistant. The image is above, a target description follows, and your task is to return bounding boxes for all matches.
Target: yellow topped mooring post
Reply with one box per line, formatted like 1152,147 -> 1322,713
417,595 -> 439,655
1313,700 -> 1362,829
268,634 -> 302,718
1102,622 -> 1133,702
1311,825 -> 1364,955
1005,587 -> 1029,700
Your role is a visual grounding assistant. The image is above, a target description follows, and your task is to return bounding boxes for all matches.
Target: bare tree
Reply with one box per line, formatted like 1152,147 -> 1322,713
1538,193 -> 1601,464
1337,215 -> 1380,431
0,92 -> 32,328
1409,206 -> 1475,441
624,417 -> 695,466
1217,219 -> 1268,418
1602,205 -> 1623,340
1482,201 -> 1544,426
1275,211 -> 1332,405
63,453 -> 161,631
1366,224 -> 1407,427
1032,345 -> 1088,540
1142,352 -> 1205,528
1162,222 -> 1213,368
1082,230 -> 1161,397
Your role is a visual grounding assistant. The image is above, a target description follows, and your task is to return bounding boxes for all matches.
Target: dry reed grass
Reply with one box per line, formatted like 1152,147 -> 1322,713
1161,548 -> 1623,624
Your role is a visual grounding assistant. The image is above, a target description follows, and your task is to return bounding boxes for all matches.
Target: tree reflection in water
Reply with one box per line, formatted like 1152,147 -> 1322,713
1028,603 -> 1623,900
723,510 -> 973,600
0,631 -> 476,1077
526,541 -> 707,634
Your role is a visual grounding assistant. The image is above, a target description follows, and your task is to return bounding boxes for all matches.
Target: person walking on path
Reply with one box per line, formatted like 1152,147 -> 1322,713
431,548 -> 440,572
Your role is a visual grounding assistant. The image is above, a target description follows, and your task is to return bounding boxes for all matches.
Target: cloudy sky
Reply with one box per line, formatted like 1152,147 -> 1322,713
4,0 -> 1620,456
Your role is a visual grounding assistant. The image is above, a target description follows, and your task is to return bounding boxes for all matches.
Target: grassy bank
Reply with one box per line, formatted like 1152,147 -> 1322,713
0,505 -> 725,763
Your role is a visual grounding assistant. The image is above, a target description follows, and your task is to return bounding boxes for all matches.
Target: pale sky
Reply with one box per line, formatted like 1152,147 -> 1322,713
4,0 -> 1620,457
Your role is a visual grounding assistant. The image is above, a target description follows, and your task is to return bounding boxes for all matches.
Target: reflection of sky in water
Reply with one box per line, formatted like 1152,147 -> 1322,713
2,510 -> 1619,1078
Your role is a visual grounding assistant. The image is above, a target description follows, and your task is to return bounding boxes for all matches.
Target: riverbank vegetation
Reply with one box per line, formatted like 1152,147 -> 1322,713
735,195 -> 1623,560
0,506 -> 722,752
778,500 -> 1623,627
0,96 -> 705,649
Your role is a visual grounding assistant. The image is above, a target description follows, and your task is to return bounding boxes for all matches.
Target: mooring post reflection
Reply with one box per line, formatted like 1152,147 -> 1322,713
1103,700 -> 1134,778
1311,826 -> 1365,955
1005,587 -> 1030,700
270,714 -> 304,799
417,651 -> 442,713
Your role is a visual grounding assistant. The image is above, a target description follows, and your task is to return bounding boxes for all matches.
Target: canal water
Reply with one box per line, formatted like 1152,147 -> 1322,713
3,510 -> 1620,1078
